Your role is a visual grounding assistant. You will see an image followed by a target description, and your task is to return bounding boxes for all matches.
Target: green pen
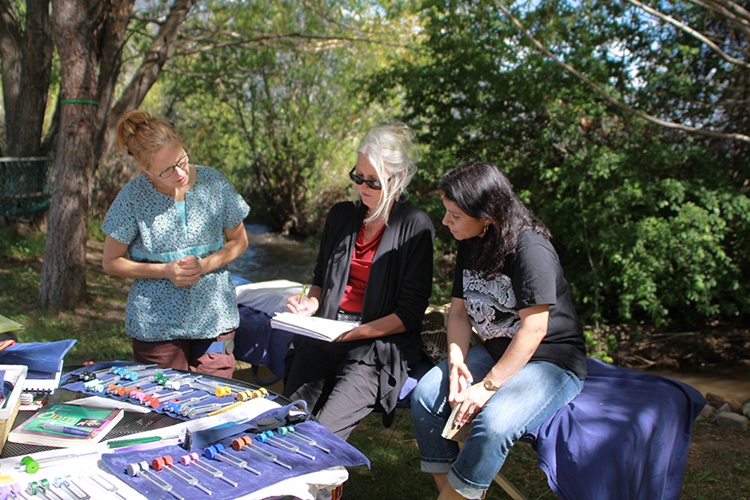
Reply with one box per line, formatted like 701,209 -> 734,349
299,285 -> 307,305
106,435 -> 179,449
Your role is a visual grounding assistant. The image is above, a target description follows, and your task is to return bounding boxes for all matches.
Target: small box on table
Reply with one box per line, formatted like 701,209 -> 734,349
0,364 -> 28,453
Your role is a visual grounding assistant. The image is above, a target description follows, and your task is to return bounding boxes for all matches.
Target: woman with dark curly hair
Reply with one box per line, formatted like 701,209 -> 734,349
411,160 -> 587,500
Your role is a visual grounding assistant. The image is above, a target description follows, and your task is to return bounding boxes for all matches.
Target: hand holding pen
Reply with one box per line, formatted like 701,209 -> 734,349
286,285 -> 319,316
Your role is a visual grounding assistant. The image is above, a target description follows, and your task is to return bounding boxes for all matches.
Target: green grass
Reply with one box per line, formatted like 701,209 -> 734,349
0,221 -> 133,365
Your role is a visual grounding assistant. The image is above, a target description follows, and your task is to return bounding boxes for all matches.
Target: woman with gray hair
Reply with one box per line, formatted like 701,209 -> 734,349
283,122 -> 435,440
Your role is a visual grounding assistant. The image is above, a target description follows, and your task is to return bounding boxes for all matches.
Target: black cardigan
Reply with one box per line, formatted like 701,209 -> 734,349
312,198 -> 435,415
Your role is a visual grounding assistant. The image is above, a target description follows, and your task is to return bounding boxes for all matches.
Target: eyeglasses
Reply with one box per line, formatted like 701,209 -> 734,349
349,166 -> 393,190
158,153 -> 189,179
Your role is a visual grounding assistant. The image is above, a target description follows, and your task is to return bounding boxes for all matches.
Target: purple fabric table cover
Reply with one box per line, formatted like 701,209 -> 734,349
101,419 -> 369,500
526,358 -> 706,500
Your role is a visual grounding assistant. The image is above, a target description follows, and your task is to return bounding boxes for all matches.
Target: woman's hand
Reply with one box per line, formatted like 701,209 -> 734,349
451,382 -> 495,428
166,256 -> 202,287
287,295 -> 319,316
448,358 -> 473,404
336,313 -> 406,342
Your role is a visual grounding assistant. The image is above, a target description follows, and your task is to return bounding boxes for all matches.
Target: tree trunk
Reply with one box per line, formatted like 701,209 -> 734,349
0,0 -> 54,157
38,0 -> 134,310
104,0 -> 196,155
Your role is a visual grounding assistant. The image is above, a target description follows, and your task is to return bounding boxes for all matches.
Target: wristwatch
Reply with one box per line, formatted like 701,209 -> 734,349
483,378 -> 500,391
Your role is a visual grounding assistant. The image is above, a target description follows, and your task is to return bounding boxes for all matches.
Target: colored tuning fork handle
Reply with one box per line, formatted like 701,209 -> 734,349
20,457 -> 39,474
25,482 -> 44,498
215,386 -> 232,397
9,483 -> 30,500
232,435 -> 253,451
37,481 -> 63,500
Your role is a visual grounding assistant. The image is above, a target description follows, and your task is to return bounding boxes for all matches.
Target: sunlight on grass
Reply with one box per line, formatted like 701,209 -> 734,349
0,222 -> 134,366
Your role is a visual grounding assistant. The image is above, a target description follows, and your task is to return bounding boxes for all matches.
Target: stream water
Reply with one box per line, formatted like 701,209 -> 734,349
229,224 -> 750,403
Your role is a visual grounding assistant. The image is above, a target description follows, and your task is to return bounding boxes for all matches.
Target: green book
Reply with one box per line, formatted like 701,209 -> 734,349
8,404 -> 123,448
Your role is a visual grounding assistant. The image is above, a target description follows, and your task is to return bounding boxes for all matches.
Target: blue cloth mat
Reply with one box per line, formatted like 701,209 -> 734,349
101,419 -> 369,500
0,340 -> 75,373
60,361 -> 283,420
526,358 -> 706,500
234,305 -> 293,379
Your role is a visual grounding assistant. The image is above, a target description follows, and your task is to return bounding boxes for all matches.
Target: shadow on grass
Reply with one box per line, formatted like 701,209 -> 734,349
0,224 -> 133,365
345,409 -> 552,500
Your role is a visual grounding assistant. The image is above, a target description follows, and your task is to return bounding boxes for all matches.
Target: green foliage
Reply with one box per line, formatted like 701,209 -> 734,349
0,226 -> 46,260
371,0 -> 750,330
156,0 -> 419,234
0,222 -> 132,365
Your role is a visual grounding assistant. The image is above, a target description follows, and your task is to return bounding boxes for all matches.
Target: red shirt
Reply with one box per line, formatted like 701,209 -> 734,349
339,223 -> 386,313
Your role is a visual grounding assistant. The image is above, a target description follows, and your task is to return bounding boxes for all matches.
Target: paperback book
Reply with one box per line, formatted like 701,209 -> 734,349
8,404 -> 123,448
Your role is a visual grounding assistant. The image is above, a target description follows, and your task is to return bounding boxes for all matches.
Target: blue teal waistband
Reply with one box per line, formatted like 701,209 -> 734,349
130,241 -> 223,263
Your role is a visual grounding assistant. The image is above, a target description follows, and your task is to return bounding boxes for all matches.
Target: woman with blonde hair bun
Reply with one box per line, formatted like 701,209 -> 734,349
101,110 -> 249,377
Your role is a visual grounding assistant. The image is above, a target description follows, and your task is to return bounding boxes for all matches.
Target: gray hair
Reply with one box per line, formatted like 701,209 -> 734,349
356,122 -> 419,224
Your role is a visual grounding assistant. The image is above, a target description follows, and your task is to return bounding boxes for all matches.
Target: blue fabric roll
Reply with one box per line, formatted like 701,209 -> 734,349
0,340 -> 75,373
101,419 -> 369,500
526,358 -> 706,500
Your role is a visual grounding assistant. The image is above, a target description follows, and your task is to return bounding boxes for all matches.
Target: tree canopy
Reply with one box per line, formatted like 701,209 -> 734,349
2,0 -> 749,332
373,0 -> 750,326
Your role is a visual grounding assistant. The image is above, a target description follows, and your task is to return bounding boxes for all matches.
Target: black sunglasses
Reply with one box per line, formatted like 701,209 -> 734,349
158,153 -> 189,179
349,166 -> 392,190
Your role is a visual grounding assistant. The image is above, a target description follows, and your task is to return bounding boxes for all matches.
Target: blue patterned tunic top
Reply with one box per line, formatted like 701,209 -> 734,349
102,166 -> 250,341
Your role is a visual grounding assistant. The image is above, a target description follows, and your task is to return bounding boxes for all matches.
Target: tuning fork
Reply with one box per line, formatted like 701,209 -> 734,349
232,435 -> 291,469
183,400 -> 239,419
88,474 -> 126,500
180,452 -> 238,487
257,430 -> 315,460
280,425 -> 331,453
126,461 -> 183,500
25,480 -> 63,500
151,455 -> 211,495
204,444 -> 261,475
52,477 -> 89,500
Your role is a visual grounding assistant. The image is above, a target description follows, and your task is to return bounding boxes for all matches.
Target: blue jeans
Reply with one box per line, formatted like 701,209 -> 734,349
411,346 -> 583,499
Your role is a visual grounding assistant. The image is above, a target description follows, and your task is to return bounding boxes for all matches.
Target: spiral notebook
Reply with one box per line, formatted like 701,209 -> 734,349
23,361 -> 63,393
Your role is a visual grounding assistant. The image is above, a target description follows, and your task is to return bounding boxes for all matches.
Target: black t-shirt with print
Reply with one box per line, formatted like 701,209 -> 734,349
451,230 -> 587,380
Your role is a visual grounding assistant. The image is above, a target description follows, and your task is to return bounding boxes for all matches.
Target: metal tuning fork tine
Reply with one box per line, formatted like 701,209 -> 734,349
180,452 -> 238,487
88,474 -> 126,500
281,425 -> 331,453
151,455 -> 211,496
233,435 -> 292,470
257,431 -> 315,460
204,444 -> 261,475
126,461 -> 184,500
52,477 -> 89,500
